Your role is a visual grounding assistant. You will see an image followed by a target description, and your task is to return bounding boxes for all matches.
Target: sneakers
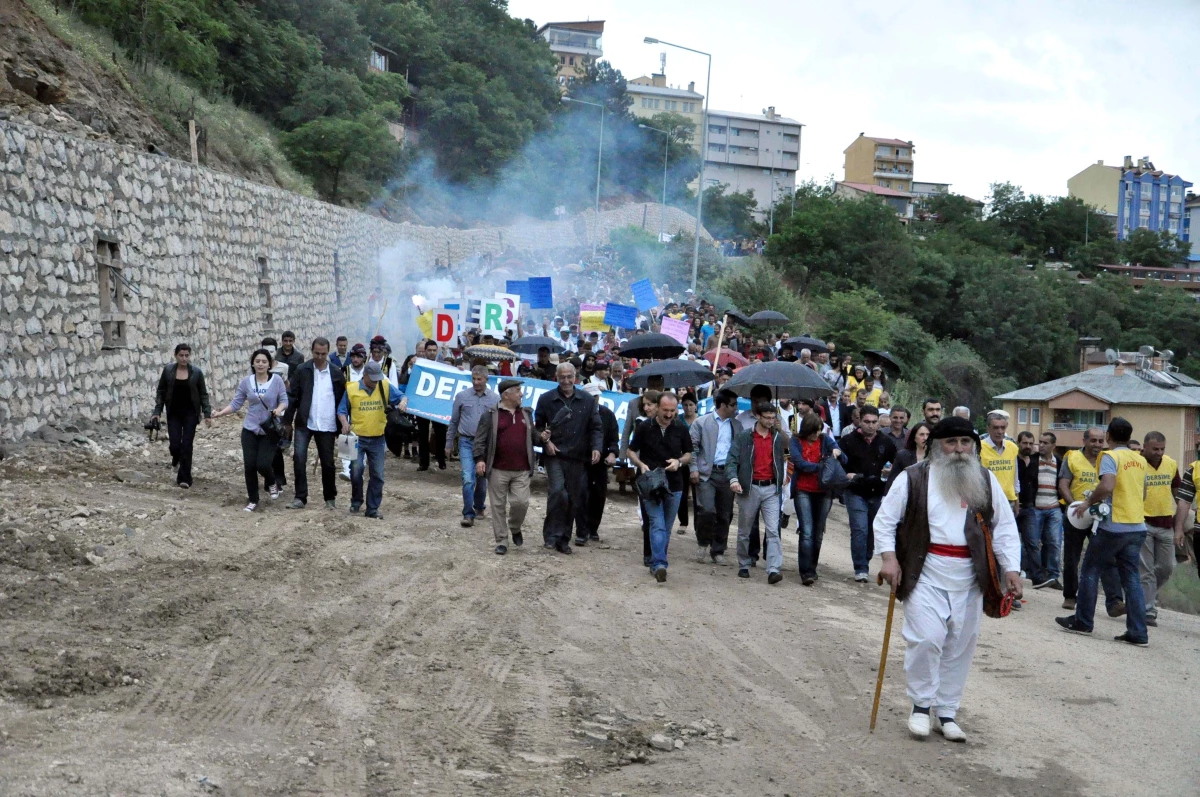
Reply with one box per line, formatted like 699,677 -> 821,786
179,482 -> 191,490
697,545 -> 709,563
907,711 -> 930,738
854,572 -> 869,583
325,500 -> 337,510
767,571 -> 782,585
1107,601 -> 1127,618
1047,578 -> 1064,591
461,517 -> 474,528
243,502 -> 257,513
933,716 -> 966,742
1062,597 -> 1076,610
268,485 -> 281,500
512,532 -> 524,547
1145,615 -> 1158,627
712,554 -> 727,566
738,568 -> 750,579
1114,632 -> 1149,647
495,545 -> 507,556
1055,616 -> 1091,635
1033,578 -> 1055,589
350,503 -> 362,514
654,567 -> 667,583
287,498 -> 305,510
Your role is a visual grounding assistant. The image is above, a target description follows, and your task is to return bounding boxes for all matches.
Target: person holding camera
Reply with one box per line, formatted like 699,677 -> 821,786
211,348 -> 289,512
150,343 -> 212,489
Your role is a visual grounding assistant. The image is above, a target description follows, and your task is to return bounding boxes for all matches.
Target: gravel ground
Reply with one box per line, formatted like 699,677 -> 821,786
0,418 -> 1196,796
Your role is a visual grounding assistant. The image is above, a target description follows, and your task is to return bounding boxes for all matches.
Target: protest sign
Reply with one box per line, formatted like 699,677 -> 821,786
603,303 -> 637,329
631,279 -> 658,311
580,303 -> 609,333
479,300 -> 506,336
494,292 -> 522,331
433,311 -> 456,343
505,280 -> 530,305
528,277 -> 554,309
660,316 -> 690,345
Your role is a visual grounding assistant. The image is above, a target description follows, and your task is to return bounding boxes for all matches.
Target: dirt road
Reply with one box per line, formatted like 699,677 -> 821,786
0,420 -> 1196,796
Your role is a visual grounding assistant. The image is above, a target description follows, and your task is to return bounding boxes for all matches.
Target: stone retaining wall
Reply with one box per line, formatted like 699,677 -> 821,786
0,120 -> 710,440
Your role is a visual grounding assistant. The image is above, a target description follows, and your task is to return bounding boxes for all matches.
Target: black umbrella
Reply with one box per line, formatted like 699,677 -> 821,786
509,335 -> 565,355
783,335 -> 828,355
626,359 -> 714,390
618,332 -> 686,360
863,349 -> 902,375
724,308 -> 754,327
749,310 -> 790,327
725,361 -> 834,402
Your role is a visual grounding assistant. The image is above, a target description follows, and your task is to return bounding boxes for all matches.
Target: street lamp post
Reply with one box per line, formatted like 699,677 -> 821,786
562,96 -> 605,259
639,123 -> 676,242
645,37 -> 710,293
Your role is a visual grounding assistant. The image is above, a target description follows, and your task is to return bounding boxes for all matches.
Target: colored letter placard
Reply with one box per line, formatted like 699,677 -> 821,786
528,277 -> 554,309
480,300 -> 506,335
433,311 -> 456,343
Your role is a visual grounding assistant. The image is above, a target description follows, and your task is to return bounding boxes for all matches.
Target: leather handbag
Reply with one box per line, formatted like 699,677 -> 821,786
818,455 -> 851,492
635,467 -> 670,502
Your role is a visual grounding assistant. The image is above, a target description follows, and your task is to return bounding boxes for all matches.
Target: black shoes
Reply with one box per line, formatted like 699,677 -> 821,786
1055,616 -> 1091,635
1107,601 -> 1127,618
512,532 -> 523,547
461,517 -> 474,528
801,576 -> 816,586
655,568 -> 667,583
1114,632 -> 1148,647
555,543 -> 572,555
365,511 -> 382,520
573,537 -> 587,546
738,568 -> 750,579
350,503 -> 362,514
588,533 -> 600,542
495,545 -> 507,555
768,572 -> 782,585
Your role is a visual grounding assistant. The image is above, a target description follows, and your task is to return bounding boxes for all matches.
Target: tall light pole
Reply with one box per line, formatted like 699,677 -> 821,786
639,123 -> 676,242
562,96 -> 605,259
645,37 -> 710,292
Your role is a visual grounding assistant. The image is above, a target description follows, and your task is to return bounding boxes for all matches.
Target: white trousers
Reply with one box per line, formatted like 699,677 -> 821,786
901,579 -> 983,719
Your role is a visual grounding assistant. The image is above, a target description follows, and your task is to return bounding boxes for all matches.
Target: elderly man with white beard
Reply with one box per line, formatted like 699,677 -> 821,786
875,416 -> 1022,742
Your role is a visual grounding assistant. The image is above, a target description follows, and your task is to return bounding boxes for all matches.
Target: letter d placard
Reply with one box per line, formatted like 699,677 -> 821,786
434,311 -> 456,343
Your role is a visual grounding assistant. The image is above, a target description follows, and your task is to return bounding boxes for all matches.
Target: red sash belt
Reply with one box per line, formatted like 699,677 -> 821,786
928,543 -> 971,558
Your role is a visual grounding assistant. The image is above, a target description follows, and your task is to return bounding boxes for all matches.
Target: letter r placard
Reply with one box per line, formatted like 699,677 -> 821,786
481,301 -> 505,335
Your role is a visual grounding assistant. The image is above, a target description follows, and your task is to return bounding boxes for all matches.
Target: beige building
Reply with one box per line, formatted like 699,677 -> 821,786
626,73 -> 704,133
834,181 -> 914,222
536,21 -> 604,89
844,135 -> 914,192
995,353 -> 1200,465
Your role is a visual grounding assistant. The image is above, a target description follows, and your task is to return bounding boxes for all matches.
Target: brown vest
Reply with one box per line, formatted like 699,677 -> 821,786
894,461 -> 1006,616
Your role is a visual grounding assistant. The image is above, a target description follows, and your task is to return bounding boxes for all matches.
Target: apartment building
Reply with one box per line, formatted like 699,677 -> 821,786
626,72 -> 704,132
843,134 -> 915,192
1067,156 -> 1192,242
1187,193 -> 1199,262
835,182 -> 914,222
536,21 -> 604,88
702,107 -> 802,221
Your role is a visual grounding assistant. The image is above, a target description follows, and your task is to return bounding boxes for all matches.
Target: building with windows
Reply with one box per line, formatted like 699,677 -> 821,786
843,135 -> 914,193
1187,192 -> 1199,262
1067,157 -> 1192,242
626,73 -> 704,131
536,21 -> 604,88
834,181 -> 914,222
996,352 -> 1200,462
700,107 -> 802,222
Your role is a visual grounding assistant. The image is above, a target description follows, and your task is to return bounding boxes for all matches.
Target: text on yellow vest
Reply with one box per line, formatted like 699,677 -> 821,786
979,438 -> 1019,502
1143,454 -> 1177,518
1102,448 -> 1146,525
1065,449 -> 1099,503
345,378 -> 391,437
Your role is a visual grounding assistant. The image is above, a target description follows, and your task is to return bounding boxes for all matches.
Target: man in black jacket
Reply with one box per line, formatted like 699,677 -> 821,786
151,343 -> 212,488
276,330 -> 306,380
583,384 -> 621,544
534,363 -> 602,553
841,405 -> 898,582
283,337 -> 346,509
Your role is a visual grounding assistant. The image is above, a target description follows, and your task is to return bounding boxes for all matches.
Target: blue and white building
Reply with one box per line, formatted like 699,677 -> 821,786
1067,156 -> 1192,244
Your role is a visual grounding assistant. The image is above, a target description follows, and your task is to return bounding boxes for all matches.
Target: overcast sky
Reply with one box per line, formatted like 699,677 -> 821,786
508,0 -> 1200,203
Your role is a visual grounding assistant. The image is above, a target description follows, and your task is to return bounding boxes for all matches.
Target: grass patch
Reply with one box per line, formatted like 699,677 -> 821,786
23,0 -> 313,196
1158,559 -> 1200,615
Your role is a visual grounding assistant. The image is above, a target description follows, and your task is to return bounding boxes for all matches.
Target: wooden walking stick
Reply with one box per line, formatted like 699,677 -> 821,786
869,573 -> 897,733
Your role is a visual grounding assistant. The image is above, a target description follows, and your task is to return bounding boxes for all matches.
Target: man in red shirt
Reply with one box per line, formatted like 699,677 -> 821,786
727,402 -> 790,584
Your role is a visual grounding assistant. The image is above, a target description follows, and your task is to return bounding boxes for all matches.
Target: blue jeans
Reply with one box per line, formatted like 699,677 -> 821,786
845,492 -> 881,576
458,438 -> 486,519
1021,507 -> 1063,582
1075,530 -> 1148,642
795,490 -> 831,579
350,434 -> 386,514
644,490 -> 683,572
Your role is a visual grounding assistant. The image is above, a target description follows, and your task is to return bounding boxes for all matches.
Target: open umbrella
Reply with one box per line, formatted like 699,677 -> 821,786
724,308 -> 754,327
464,344 -> 519,362
725,361 -> 834,402
783,335 -> 828,355
863,349 -> 902,376
618,332 -> 686,360
703,348 -> 749,369
509,335 -> 565,355
749,310 -> 790,327
626,359 -> 715,390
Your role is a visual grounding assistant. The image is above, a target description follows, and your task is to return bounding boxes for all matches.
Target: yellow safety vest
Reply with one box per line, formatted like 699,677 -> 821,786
1143,455 -> 1177,518
1064,449 -> 1099,503
344,378 -> 391,438
979,438 -> 1019,501
1102,448 -> 1146,525
847,376 -> 865,403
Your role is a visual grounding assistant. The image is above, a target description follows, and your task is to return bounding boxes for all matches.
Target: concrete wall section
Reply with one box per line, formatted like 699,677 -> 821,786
0,120 -> 709,440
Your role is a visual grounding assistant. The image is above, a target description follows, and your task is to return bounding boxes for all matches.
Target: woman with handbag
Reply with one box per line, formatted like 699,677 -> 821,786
790,412 -> 847,585
886,422 -> 932,494
211,348 -> 289,512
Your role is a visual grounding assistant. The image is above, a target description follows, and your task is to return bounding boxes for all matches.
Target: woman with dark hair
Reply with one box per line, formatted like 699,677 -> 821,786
211,348 -> 289,512
885,421 -> 931,493
789,411 -> 846,585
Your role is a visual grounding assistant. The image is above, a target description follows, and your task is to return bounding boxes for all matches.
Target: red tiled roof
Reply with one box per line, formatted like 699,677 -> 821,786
867,137 -> 912,147
537,20 -> 605,33
838,181 -> 913,199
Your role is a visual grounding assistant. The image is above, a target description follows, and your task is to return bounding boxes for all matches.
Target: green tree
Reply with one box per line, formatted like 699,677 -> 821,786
281,113 -> 400,205
280,65 -> 371,127
811,288 -> 896,353
1124,228 -> 1191,268
701,184 -> 760,240
715,257 -> 807,329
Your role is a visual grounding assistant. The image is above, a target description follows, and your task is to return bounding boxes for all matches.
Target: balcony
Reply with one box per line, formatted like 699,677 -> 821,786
1050,422 -> 1092,431
874,169 -> 912,179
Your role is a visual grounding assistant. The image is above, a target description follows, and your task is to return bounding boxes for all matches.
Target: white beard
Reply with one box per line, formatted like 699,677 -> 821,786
929,444 -> 988,508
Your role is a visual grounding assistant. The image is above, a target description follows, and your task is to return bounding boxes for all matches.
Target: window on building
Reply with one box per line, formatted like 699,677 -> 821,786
369,50 -> 389,73
708,143 -> 725,153
258,256 -> 274,332
96,238 -> 126,348
653,99 -> 660,109
1018,408 -> 1028,424
1030,408 -> 1041,425
709,125 -> 725,135
568,56 -> 575,66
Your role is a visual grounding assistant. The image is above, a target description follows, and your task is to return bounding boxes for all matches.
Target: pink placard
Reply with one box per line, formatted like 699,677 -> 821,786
660,316 -> 690,345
